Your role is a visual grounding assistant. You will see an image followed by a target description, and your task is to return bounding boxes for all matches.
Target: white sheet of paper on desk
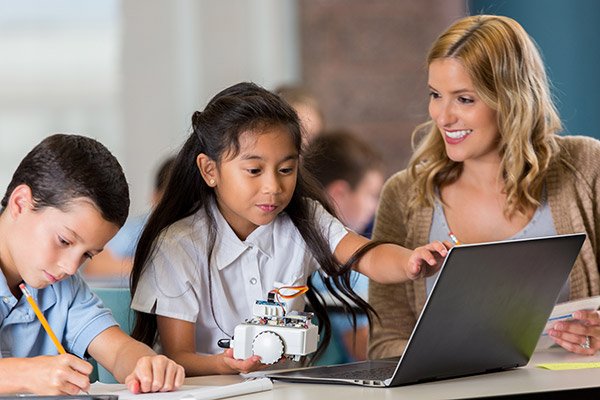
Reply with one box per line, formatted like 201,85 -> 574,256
109,378 -> 273,400
535,295 -> 600,350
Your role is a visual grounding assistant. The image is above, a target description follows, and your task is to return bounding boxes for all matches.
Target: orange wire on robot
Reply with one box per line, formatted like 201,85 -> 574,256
268,285 -> 309,315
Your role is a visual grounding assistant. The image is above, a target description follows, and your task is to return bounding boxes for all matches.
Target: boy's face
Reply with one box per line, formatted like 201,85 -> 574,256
8,197 -> 118,289
336,170 -> 384,234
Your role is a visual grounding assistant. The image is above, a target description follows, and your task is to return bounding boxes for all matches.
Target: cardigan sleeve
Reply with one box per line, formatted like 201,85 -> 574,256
368,171 -> 419,359
552,136 -> 600,297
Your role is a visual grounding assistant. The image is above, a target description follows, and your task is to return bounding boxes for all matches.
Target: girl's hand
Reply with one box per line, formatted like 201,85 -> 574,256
220,348 -> 269,374
27,354 -> 92,395
124,355 -> 185,394
548,310 -> 600,355
406,241 -> 449,280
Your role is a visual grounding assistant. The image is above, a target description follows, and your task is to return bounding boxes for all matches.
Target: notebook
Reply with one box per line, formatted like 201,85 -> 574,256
268,233 -> 586,387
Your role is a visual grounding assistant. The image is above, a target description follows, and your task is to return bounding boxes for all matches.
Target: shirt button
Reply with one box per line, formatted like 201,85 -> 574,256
2,297 -> 9,304
250,277 -> 258,285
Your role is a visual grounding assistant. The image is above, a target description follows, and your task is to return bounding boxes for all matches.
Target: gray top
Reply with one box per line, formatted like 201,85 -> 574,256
427,194 -> 570,303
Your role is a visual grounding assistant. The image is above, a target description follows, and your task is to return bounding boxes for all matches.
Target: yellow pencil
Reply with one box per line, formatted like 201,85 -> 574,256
19,283 -> 66,354
20,283 -> 90,394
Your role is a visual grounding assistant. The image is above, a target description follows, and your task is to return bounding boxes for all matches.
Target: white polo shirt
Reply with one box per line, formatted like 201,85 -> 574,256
131,199 -> 348,354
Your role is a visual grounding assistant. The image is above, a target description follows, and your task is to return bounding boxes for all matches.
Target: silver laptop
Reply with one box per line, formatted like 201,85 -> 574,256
268,233 -> 586,387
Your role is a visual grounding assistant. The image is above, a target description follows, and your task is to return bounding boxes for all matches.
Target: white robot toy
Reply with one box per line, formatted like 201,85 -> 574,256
227,295 -> 319,364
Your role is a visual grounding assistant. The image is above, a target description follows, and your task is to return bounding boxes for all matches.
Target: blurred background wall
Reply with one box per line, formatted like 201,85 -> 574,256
1,0 -> 598,216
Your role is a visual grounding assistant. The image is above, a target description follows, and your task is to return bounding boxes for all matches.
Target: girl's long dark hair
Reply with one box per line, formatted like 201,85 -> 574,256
130,82 -> 378,362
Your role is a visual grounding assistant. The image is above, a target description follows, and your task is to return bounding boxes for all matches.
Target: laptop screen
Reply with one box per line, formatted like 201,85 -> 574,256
389,233 -> 586,385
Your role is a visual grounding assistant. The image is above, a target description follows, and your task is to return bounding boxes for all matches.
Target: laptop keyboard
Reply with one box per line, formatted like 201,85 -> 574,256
325,365 -> 396,381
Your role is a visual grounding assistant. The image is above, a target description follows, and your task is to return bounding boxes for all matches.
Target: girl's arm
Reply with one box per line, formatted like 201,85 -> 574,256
87,326 -> 184,393
334,231 -> 448,284
0,355 -> 92,395
157,315 -> 264,376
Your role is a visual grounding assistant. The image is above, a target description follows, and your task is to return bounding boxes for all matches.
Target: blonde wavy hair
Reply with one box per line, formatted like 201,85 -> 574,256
408,15 -> 562,218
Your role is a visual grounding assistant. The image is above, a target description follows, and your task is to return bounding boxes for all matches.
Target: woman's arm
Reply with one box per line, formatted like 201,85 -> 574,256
156,315 -> 264,376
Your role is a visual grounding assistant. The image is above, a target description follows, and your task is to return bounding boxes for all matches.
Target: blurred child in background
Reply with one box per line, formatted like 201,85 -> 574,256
304,130 -> 384,362
83,157 -> 175,279
276,85 -> 325,143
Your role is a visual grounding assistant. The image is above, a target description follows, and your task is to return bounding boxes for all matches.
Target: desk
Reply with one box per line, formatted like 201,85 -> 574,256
90,349 -> 600,399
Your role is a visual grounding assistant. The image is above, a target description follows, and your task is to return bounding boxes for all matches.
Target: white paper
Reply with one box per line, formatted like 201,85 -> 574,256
535,295 -> 600,350
105,378 -> 273,400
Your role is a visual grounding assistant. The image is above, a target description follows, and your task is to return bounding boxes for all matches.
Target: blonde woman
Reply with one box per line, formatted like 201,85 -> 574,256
369,14 -> 600,359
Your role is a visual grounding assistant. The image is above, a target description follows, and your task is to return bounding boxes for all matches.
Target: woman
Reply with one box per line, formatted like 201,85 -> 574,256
368,14 -> 600,359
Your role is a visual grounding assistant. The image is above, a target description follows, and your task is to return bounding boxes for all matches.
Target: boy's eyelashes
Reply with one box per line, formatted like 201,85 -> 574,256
58,235 -> 94,260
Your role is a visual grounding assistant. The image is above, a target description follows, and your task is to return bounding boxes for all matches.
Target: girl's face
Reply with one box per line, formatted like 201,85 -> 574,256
210,126 -> 299,240
3,194 -> 118,290
428,58 -> 500,164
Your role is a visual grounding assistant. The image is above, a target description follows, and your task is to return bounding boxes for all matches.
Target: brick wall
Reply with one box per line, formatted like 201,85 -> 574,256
299,0 -> 465,176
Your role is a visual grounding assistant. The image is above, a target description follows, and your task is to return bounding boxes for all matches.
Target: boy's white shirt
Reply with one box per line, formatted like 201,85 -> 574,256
131,199 -> 347,354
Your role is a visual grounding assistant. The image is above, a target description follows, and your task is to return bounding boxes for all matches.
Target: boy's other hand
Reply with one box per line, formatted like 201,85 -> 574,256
125,355 -> 184,393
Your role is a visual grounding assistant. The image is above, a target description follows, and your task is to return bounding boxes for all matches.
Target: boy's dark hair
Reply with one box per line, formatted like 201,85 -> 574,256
304,129 -> 383,189
1,133 -> 129,227
130,82 -> 376,362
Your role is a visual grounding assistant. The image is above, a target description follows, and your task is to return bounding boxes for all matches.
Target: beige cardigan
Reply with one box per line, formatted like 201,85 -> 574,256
368,135 -> 600,359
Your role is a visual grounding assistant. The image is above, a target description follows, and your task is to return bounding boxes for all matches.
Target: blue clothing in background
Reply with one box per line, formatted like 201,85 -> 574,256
312,219 -> 374,365
0,272 -> 117,358
106,213 -> 148,259
361,218 -> 374,240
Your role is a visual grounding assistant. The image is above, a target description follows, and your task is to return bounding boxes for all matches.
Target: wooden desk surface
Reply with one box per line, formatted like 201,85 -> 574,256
91,348 -> 600,399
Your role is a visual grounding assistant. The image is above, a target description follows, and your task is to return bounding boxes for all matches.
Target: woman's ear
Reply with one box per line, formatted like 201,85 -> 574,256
196,153 -> 218,187
7,184 -> 34,218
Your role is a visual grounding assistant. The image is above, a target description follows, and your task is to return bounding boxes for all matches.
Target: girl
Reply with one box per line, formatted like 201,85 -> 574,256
0,134 -> 184,394
129,82 -> 448,376
368,15 -> 600,359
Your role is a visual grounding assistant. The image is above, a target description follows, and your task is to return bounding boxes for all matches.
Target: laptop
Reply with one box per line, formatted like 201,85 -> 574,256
268,233 -> 586,387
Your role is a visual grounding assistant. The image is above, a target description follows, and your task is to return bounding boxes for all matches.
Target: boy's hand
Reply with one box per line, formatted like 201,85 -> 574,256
406,241 -> 449,280
28,354 -> 92,395
220,348 -> 269,374
124,355 -> 184,394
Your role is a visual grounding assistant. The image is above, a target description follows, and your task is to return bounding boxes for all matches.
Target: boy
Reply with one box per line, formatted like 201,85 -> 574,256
0,134 -> 184,395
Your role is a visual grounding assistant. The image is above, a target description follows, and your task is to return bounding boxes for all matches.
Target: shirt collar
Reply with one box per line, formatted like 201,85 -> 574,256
0,271 -> 13,300
209,201 -> 275,270
29,284 -> 58,312
0,272 -> 57,312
